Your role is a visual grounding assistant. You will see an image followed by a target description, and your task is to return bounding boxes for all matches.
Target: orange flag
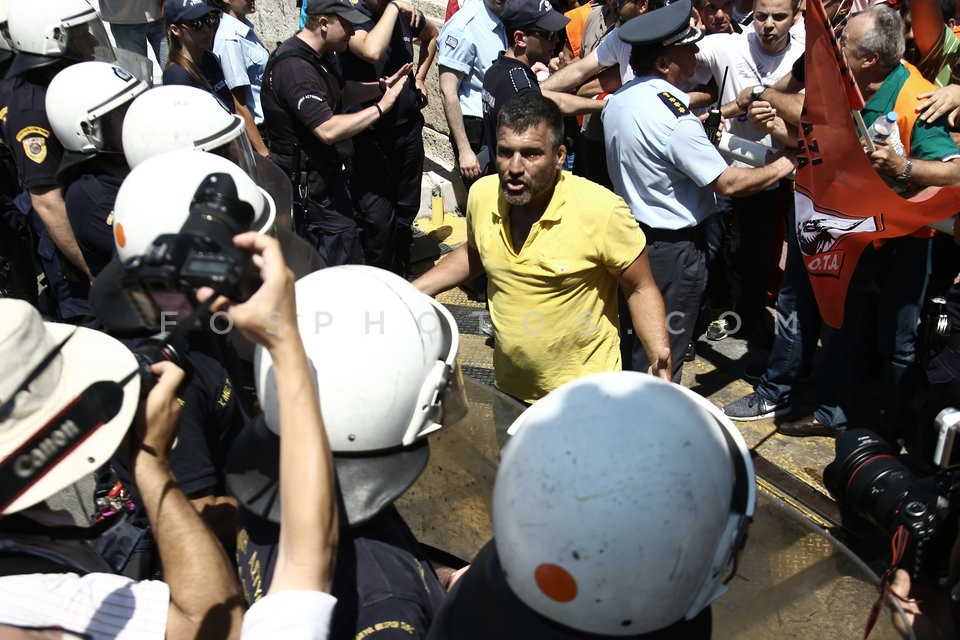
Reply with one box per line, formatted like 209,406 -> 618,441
797,0 -> 960,328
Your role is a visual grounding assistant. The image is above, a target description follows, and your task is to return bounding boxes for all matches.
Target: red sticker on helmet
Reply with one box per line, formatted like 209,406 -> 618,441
534,563 -> 577,602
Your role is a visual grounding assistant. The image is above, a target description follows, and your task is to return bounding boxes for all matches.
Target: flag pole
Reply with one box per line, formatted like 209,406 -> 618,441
851,109 -> 877,153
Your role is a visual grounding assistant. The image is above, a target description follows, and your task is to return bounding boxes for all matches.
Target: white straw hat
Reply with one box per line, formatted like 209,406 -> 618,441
0,300 -> 141,515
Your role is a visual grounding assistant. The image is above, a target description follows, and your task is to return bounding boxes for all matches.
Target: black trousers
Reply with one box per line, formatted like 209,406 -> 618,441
620,224 -> 707,383
350,117 -> 424,276
298,170 -> 364,267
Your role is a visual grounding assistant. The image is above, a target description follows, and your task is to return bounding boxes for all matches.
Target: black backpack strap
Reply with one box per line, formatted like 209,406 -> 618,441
0,549 -> 86,576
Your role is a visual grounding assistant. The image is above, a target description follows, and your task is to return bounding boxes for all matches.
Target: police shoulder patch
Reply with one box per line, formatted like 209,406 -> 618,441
22,136 -> 47,164
657,91 -> 688,118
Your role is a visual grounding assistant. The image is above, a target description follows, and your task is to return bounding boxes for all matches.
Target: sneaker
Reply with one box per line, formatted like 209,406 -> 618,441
706,318 -> 731,341
478,311 -> 494,338
723,391 -> 792,421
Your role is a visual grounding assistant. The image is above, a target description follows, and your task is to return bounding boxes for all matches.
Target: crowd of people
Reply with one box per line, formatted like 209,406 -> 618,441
1,0 -> 960,636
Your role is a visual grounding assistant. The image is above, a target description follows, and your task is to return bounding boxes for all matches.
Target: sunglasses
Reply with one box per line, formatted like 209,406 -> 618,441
524,29 -> 555,38
180,12 -> 221,31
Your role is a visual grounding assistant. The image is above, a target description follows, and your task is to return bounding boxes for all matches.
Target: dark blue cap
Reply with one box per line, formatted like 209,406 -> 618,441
306,0 -> 369,24
164,0 -> 217,24
619,0 -> 703,47
500,0 -> 571,33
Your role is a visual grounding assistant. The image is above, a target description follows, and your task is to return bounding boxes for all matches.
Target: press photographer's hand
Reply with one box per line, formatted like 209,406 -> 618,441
125,361 -> 185,463
196,233 -> 298,350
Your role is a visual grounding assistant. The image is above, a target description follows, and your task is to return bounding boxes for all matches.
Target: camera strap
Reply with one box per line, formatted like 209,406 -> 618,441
0,380 -> 125,515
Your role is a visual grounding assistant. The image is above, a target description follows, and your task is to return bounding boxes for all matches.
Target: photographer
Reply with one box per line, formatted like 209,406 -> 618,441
200,232 -> 340,638
0,300 -> 243,639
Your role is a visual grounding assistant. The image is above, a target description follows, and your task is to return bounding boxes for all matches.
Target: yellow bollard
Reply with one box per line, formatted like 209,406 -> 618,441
431,195 -> 444,225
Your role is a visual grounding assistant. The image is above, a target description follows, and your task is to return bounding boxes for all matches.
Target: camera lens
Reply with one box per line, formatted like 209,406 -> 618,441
181,173 -> 255,250
824,428 -> 915,532
132,334 -> 191,393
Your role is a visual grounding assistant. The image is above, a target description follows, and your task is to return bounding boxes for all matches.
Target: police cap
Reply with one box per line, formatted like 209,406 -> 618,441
619,0 -> 703,47
306,0 -> 368,24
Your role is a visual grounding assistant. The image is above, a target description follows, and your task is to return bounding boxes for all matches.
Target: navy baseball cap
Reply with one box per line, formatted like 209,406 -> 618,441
500,0 -> 571,33
306,0 -> 369,24
619,0 -> 703,46
164,0 -> 218,24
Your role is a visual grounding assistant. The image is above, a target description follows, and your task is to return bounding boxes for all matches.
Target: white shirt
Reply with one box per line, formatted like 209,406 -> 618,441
242,590 -> 338,640
0,572 -> 169,639
695,30 -> 803,161
594,25 -> 635,86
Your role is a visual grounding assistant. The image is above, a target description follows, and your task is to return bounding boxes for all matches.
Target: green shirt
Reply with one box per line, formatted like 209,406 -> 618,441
860,64 -> 959,161
917,24 -> 960,87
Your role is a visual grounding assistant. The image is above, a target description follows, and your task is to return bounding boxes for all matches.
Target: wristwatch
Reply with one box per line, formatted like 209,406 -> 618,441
751,85 -> 765,101
896,158 -> 913,183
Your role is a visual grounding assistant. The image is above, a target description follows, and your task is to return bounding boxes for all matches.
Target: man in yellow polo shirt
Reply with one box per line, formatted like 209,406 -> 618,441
414,92 -> 670,403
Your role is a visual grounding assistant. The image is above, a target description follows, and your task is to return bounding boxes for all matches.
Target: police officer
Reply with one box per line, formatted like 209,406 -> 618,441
226,266 -> 467,639
340,0 -> 439,276
260,0 -> 410,267
2,0 -> 116,322
601,0 -> 794,382
45,61 -> 148,278
426,372 -> 756,640
0,0 -> 38,305
437,0 -> 507,187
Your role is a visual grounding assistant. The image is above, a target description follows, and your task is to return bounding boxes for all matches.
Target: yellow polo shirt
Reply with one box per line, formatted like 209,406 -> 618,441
467,171 -> 647,403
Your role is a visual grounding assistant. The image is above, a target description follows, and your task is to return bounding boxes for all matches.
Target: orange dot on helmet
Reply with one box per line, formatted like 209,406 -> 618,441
534,563 -> 577,603
115,222 -> 126,248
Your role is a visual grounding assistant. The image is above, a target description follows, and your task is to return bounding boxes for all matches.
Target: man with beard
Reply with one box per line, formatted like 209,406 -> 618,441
414,93 -> 671,404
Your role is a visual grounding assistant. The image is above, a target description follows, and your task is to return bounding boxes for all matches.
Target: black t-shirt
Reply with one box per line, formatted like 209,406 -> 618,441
163,50 -> 236,114
339,1 -> 425,129
2,75 -> 63,190
263,36 -> 352,170
481,53 -> 541,165
791,52 -> 805,85
237,501 -> 445,638
63,169 -> 122,277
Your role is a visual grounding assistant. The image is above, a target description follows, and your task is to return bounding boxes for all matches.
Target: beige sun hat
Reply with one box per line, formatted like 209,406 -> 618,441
0,299 -> 141,515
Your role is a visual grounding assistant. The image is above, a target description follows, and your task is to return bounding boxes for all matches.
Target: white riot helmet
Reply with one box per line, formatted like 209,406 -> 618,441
46,61 -> 148,173
6,0 -> 115,77
225,265 -> 469,526
0,0 -> 14,57
492,372 -> 756,636
123,85 -> 252,174
112,149 -> 275,263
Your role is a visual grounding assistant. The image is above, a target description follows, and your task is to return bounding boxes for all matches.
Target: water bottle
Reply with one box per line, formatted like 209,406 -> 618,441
869,111 -> 898,143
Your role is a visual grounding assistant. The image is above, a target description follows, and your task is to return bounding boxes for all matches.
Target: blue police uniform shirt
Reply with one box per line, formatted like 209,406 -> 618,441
437,0 -> 506,118
3,77 -> 63,190
64,170 -> 122,278
340,1 -> 425,129
214,12 -> 269,124
162,50 -> 236,114
481,52 -> 540,162
602,76 -> 728,230
237,498 -> 445,638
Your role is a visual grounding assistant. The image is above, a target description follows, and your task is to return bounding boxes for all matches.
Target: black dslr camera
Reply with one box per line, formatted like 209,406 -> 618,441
824,413 -> 960,579
122,173 -> 261,330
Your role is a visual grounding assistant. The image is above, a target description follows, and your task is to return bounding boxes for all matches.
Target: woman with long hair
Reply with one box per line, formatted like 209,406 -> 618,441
211,0 -> 270,156
162,0 -> 235,113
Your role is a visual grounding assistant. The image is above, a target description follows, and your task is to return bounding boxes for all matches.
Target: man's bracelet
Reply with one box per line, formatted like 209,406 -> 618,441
896,158 -> 913,183
374,104 -> 383,118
